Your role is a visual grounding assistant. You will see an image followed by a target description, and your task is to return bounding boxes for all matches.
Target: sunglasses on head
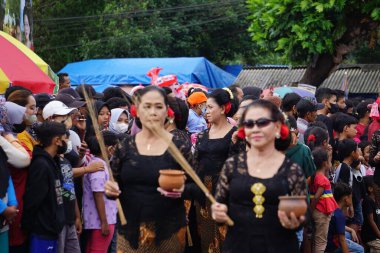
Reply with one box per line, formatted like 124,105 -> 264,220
242,118 -> 276,129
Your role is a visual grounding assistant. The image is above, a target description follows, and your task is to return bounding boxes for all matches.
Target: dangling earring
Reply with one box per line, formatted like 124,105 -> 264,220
169,119 -> 174,124
275,132 -> 280,139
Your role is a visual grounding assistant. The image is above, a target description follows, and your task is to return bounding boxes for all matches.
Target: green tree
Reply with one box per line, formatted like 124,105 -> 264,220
33,0 -> 257,72
247,0 -> 380,86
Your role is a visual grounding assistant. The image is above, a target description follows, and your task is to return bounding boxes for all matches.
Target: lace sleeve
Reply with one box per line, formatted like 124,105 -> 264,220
369,131 -> 380,167
287,162 -> 307,196
229,138 -> 246,157
215,156 -> 235,204
192,130 -> 206,175
111,137 -> 129,184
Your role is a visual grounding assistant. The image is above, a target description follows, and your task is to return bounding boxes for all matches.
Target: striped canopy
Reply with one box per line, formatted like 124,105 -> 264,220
0,31 -> 57,94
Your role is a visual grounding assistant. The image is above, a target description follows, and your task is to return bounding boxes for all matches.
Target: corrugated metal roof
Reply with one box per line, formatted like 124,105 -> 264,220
321,65 -> 380,94
235,64 -> 380,93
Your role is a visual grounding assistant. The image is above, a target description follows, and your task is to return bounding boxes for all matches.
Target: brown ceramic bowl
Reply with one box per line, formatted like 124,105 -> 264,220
278,195 -> 307,217
158,170 -> 185,191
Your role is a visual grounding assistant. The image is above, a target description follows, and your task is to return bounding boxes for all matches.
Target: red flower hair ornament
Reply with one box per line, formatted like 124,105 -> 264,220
224,102 -> 232,114
280,124 -> 289,140
307,134 -> 316,143
237,127 -> 246,139
167,107 -> 175,118
130,105 -> 137,118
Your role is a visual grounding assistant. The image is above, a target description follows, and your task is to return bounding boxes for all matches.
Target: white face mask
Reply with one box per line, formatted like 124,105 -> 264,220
65,140 -> 73,154
113,123 -> 129,134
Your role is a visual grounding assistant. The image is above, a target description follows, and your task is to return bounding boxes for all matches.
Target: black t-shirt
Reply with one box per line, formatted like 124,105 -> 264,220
337,163 -> 366,207
60,157 -> 77,225
362,196 -> 380,243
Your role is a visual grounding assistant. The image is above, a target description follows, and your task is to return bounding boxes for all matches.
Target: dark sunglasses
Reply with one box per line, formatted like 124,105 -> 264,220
242,118 -> 276,129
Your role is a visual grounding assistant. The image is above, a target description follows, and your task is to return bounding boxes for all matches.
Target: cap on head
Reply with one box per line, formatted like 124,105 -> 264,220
42,101 -> 77,120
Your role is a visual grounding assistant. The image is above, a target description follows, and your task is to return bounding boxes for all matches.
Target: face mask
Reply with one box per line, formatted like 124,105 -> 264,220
64,140 -> 73,154
57,140 -> 68,155
12,122 -> 26,133
114,123 -> 129,134
329,103 -> 339,114
201,106 -> 207,116
25,114 -> 37,125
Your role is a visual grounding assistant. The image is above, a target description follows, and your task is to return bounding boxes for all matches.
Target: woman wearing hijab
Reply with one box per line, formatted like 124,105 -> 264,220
109,108 -> 130,135
0,102 -> 31,252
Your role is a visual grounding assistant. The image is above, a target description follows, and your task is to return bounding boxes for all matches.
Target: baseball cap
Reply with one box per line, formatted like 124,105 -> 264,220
59,87 -> 82,100
43,101 -> 78,120
35,93 -> 53,109
75,84 -> 103,100
296,98 -> 324,114
56,93 -> 86,109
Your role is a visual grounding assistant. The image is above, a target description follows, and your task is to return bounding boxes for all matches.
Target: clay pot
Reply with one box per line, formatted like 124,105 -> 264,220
278,195 -> 307,217
158,170 -> 185,191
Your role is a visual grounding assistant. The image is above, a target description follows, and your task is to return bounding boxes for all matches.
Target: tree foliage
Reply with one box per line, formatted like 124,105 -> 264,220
33,0 -> 257,71
247,0 -> 380,66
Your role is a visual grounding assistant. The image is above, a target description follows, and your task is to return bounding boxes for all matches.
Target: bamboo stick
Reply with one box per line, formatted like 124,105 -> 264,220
150,124 -> 234,226
82,88 -> 127,226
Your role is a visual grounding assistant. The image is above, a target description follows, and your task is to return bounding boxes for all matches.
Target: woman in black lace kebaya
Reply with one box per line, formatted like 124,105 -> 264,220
212,99 -> 307,253
193,88 -> 239,253
104,86 -> 192,253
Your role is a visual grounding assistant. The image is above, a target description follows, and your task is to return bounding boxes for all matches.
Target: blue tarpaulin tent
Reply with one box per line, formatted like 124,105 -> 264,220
59,57 -> 236,90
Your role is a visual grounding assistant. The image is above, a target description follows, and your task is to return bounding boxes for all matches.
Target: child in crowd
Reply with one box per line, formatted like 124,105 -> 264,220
359,141 -> 375,176
362,176 -> 380,252
335,139 -> 366,231
83,131 -> 118,253
22,122 -> 67,253
326,183 -> 364,253
309,148 -> 338,253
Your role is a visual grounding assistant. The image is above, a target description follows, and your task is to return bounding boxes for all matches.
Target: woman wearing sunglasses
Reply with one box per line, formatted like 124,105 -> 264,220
211,99 -> 307,253
192,88 -> 239,253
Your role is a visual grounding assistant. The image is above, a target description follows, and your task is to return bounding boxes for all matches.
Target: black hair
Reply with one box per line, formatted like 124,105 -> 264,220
335,90 -> 345,101
240,99 -> 291,151
4,86 -> 28,100
337,139 -> 358,162
304,126 -> 329,151
242,87 -> 262,100
208,88 -> 239,117
359,141 -> 371,155
23,6 -> 32,41
281,93 -> 301,112
162,87 -> 173,95
58,73 -> 69,84
312,147 -> 329,170
35,121 -> 67,147
364,176 -> 375,193
346,99 -> 354,109
315,88 -> 333,103
356,101 -> 371,119
333,114 -> 358,133
167,97 -> 189,130
103,87 -> 131,103
333,182 -> 352,202
287,115 -> 297,130
228,84 -> 242,97
87,131 -> 118,156
94,101 -> 110,116
137,86 -> 168,106
307,121 -> 328,131
106,97 -> 130,110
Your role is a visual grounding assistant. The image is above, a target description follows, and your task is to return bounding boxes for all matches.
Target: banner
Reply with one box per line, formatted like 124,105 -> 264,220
0,0 -> 33,50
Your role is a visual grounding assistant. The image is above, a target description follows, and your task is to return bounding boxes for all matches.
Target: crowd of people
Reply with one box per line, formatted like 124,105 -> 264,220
1,73 -> 380,253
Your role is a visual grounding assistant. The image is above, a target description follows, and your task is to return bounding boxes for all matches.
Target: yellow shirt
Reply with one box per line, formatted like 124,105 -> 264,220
17,130 -> 38,152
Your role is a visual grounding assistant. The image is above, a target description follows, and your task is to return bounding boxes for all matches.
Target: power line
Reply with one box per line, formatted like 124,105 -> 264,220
35,2 -> 244,37
40,11 -> 248,51
34,0 -> 244,24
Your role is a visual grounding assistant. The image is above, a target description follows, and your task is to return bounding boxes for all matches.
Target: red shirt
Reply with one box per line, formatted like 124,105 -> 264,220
355,123 -> 366,140
9,143 -> 32,246
309,172 -> 338,215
